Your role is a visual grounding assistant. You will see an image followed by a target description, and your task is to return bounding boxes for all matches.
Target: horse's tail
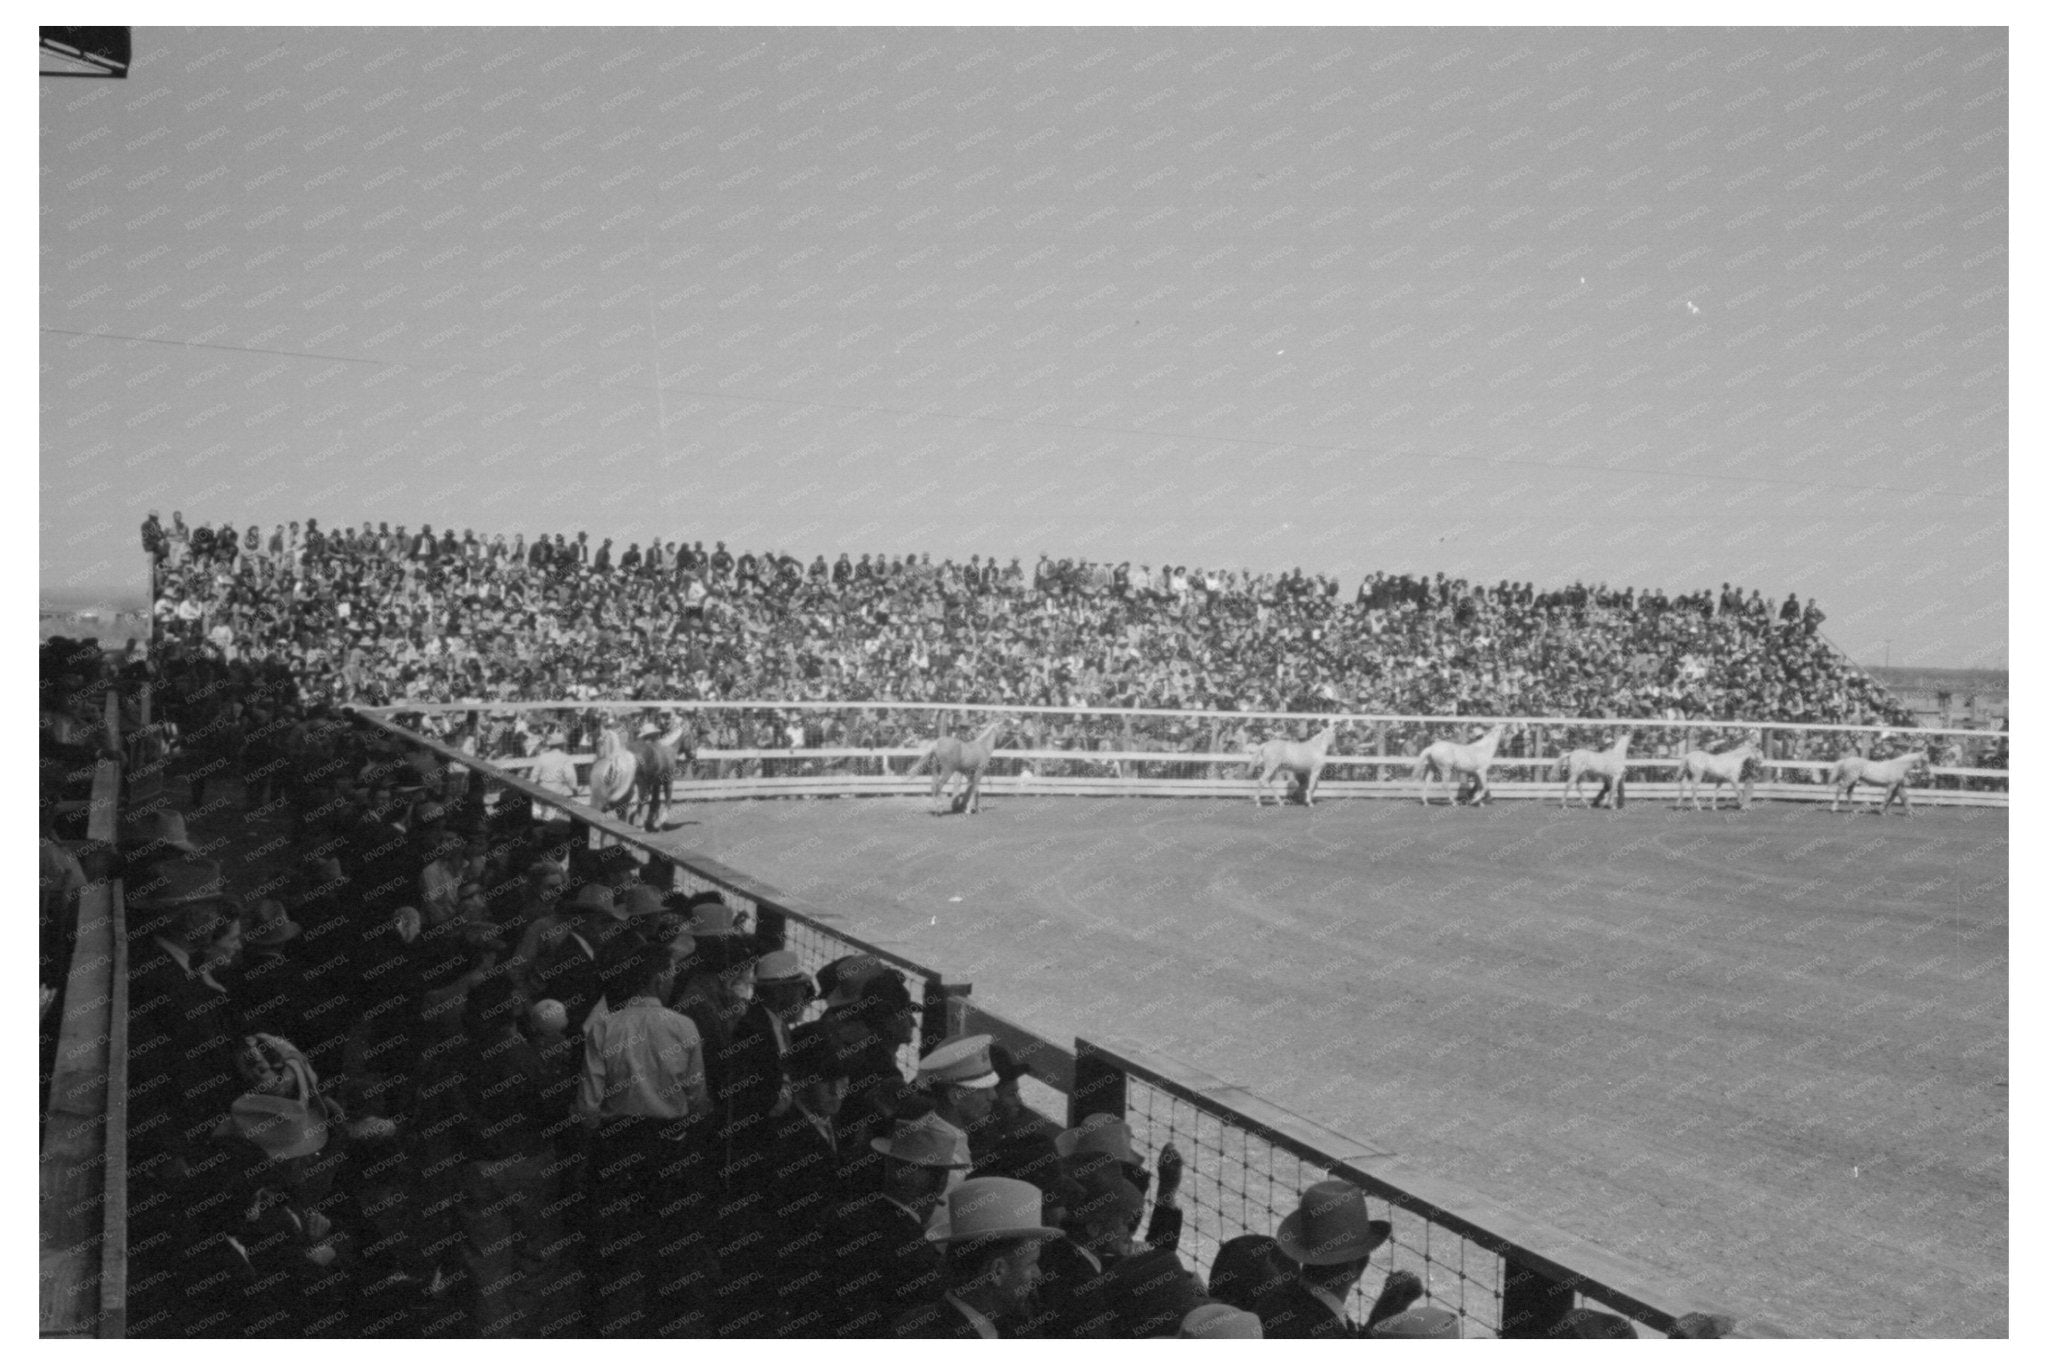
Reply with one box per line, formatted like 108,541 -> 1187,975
1411,748 -> 1432,780
911,744 -> 935,776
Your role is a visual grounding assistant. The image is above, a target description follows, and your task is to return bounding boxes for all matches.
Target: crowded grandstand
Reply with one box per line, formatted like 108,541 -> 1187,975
39,513 -> 2002,1339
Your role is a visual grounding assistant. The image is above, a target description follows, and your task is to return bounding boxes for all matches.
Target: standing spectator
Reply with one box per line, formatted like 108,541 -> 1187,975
890,1178 -> 1064,1338
446,969 -> 578,1336
822,1112 -> 970,1336
1254,1181 -> 1419,1338
578,936 -> 715,1336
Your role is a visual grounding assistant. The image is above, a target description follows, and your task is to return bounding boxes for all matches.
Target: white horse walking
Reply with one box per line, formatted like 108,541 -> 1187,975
1556,731 -> 1633,810
1247,723 -> 1340,807
1675,739 -> 1762,812
1414,723 -> 1507,806
918,719 -> 1004,815
1828,750 -> 1930,816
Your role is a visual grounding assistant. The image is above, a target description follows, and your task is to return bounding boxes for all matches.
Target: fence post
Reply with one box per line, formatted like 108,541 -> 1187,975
1068,1039 -> 1128,1128
921,977 -> 969,1056
1500,1257 -> 1577,1338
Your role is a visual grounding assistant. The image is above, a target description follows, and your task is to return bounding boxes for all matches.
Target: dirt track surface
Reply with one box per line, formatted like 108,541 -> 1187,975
653,795 -> 2007,1338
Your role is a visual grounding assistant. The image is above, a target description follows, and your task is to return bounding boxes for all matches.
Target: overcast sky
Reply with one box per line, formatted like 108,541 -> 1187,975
39,26 -> 2007,667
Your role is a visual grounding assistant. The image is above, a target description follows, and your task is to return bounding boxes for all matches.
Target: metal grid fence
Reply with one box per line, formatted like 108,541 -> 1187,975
1122,1071 -> 1512,1337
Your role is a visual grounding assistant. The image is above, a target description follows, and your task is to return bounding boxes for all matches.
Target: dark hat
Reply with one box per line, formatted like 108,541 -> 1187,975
987,1041 -> 1030,1087
1275,1180 -> 1391,1266
128,856 -> 232,908
119,808 -> 202,858
1108,1248 -> 1207,1338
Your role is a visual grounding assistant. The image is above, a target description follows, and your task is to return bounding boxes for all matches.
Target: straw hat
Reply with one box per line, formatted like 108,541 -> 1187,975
1274,1180 -> 1391,1266
930,1178 -> 1064,1245
917,1034 -> 999,1090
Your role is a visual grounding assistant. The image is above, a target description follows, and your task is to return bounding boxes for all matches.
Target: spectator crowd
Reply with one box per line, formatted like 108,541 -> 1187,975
141,510 -> 1915,729
42,636 -> 1747,1339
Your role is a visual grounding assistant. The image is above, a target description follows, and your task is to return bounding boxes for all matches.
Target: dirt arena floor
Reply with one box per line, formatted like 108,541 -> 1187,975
651,794 -> 2008,1338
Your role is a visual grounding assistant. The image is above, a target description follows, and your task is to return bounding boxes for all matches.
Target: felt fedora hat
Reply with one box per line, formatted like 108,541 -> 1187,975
226,1093 -> 330,1161
1370,1306 -> 1464,1338
932,1178 -> 1065,1245
1275,1180 -> 1391,1266
1055,1111 -> 1135,1163
127,856 -> 232,908
871,1111 -> 975,1169
119,807 -> 202,856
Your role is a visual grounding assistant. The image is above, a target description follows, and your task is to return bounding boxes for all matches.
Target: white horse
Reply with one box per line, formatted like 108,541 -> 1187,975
1247,723 -> 1340,807
918,719 -> 1004,815
585,725 -> 639,826
1557,730 -> 1633,810
1828,750 -> 1930,816
1414,723 -> 1507,806
1675,739 -> 1762,812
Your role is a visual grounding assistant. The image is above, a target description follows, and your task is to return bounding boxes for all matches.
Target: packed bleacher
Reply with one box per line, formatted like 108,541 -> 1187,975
142,511 -> 1915,729
47,637 -> 1758,1339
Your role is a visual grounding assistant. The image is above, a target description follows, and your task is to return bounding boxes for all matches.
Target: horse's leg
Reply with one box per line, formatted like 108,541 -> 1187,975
1303,764 -> 1317,808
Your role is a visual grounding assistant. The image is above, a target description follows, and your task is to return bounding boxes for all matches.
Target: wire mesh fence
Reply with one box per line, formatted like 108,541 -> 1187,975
1120,1069 -> 1511,1337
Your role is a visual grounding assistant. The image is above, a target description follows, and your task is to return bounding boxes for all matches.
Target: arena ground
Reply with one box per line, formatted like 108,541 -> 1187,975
648,795 -> 2008,1338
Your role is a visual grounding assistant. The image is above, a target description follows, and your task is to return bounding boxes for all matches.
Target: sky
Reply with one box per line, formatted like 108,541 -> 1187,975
38,25 -> 2008,667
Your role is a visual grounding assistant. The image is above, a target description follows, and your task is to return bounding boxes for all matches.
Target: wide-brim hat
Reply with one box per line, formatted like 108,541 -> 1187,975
931,1177 -> 1065,1245
821,953 -> 886,1007
619,885 -> 668,919
570,883 -> 616,917
1055,1111 -> 1135,1163
687,897 -> 744,938
128,856 -> 232,908
1180,1303 -> 1263,1339
754,949 -> 812,989
228,1093 -> 329,1161
1274,1180 -> 1391,1266
119,808 -> 202,857
245,898 -> 301,947
917,1033 -> 999,1090
871,1112 -> 975,1169
1370,1306 -> 1463,1338
1108,1249 -> 1207,1338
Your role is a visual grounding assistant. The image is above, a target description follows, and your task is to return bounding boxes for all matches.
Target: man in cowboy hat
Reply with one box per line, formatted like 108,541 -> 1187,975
1256,1179 -> 1420,1338
821,1111 -> 972,1337
889,1178 -> 1064,1339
